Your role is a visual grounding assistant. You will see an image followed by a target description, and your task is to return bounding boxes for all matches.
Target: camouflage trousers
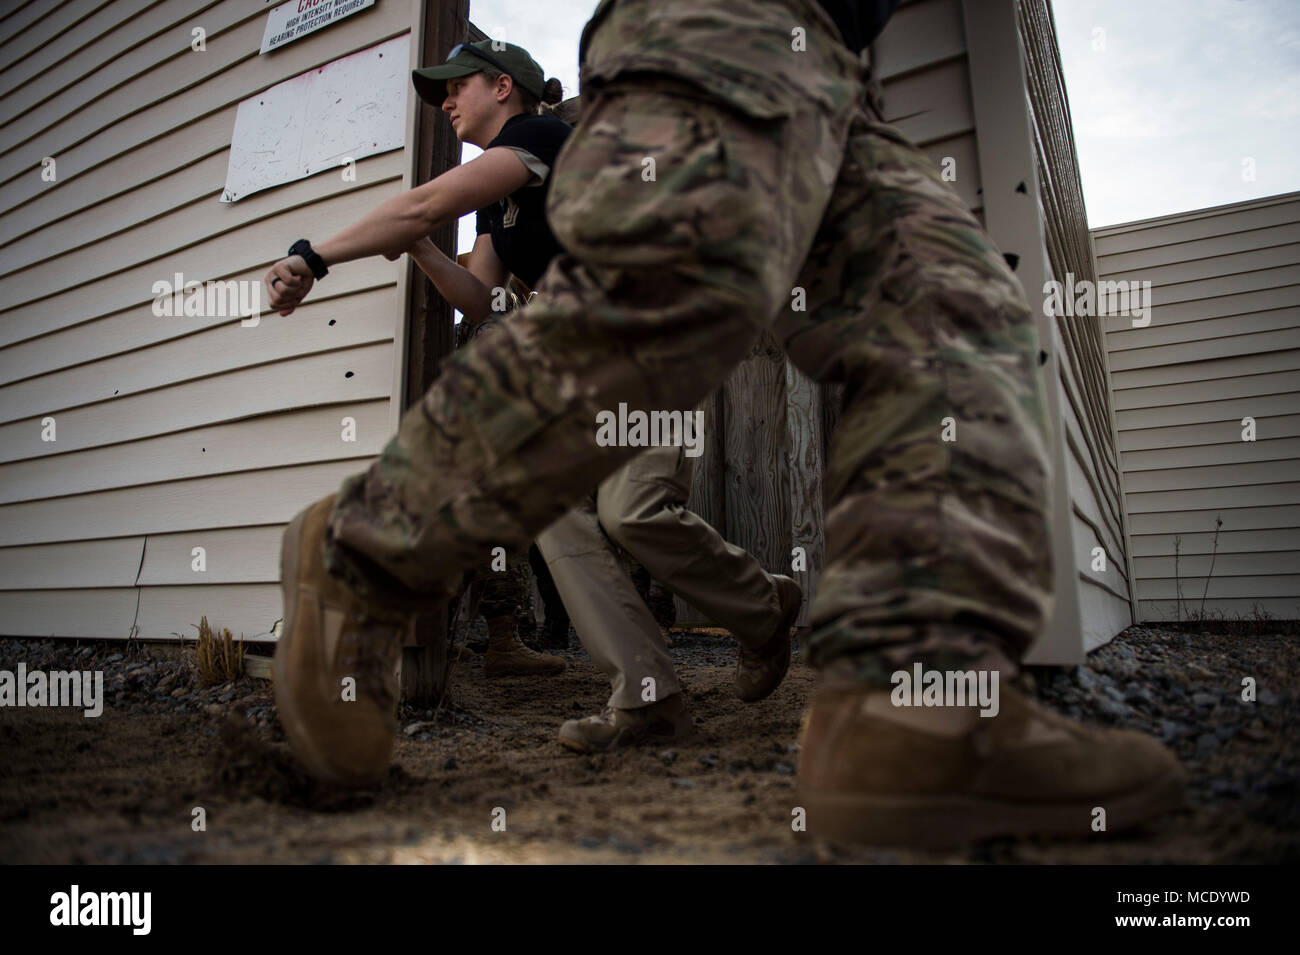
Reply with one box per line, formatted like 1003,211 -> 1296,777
324,0 -> 1054,688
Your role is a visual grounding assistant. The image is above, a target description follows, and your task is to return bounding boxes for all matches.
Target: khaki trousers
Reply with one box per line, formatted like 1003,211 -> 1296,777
536,443 -> 781,710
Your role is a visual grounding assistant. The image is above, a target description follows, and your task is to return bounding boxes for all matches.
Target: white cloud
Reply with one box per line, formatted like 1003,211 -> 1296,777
1055,0 -> 1300,226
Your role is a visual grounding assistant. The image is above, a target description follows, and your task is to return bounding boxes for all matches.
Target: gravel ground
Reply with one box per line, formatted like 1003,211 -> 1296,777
0,622 -> 1295,863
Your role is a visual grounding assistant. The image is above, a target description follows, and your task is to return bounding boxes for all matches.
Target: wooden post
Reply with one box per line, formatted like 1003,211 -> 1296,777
785,363 -> 824,627
722,329 -> 791,582
398,0 -> 472,705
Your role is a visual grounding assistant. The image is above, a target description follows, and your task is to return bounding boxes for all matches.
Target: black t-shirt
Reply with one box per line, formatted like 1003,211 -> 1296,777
816,0 -> 900,53
475,113 -> 573,289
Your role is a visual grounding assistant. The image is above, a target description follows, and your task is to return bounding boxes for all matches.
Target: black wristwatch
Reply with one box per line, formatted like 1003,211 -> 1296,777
288,238 -> 329,279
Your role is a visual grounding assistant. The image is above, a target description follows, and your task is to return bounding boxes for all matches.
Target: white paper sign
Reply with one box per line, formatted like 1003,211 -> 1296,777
221,35 -> 408,203
261,0 -> 377,55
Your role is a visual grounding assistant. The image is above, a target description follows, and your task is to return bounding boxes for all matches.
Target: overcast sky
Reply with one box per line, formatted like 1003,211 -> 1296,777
455,0 -> 1300,252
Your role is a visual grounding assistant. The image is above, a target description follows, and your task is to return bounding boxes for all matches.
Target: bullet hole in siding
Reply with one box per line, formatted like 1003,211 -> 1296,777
113,390 -> 118,395
329,319 -> 336,325
202,447 -> 206,452
1038,350 -> 1048,366
345,371 -> 354,378
1003,252 -> 1020,271
1015,181 -> 1027,194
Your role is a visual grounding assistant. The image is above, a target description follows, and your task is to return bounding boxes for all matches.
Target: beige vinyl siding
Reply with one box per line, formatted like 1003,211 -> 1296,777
0,0 -> 421,641
877,0 -> 1134,660
1097,190 -> 1300,623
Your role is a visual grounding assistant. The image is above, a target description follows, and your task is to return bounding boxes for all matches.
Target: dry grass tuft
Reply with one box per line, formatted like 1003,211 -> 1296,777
194,615 -> 245,685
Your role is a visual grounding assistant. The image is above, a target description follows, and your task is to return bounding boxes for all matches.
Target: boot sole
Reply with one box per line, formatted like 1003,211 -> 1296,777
799,768 -> 1187,848
272,506 -> 376,787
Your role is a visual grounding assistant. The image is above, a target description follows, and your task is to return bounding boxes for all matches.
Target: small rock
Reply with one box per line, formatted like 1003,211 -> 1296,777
403,722 -> 428,736
1191,692 -> 1216,707
205,703 -> 223,716
105,653 -> 123,664
1195,732 -> 1218,754
443,757 -> 458,770
1214,725 -> 1236,743
698,755 -> 718,768
670,778 -> 694,789
170,687 -> 187,699
660,749 -> 677,766
1258,689 -> 1279,706
773,761 -> 795,776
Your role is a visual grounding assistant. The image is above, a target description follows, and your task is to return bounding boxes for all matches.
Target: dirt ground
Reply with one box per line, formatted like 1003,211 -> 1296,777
1,625 -> 1296,864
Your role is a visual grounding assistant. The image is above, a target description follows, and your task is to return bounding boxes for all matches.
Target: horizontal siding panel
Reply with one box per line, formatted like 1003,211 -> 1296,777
1,176 -> 402,323
0,400 -> 389,504
1115,391 -> 1298,430
882,57 -> 974,146
0,0 -> 66,48
2,147 -> 404,282
1118,414 -> 1300,452
134,583 -> 282,641
919,133 -> 982,213
1127,504 -> 1300,536
2,1 -> 407,183
0,0 -> 194,124
1078,577 -> 1132,653
1095,221 -> 1300,275
2,183 -> 403,350
1107,326 -> 1300,372
1112,370 -> 1300,411
1071,511 -> 1128,596
1137,597 -> 1299,622
1107,308 -> 1299,355
1098,242 -> 1300,291
0,588 -> 138,638
0,285 -> 396,423
1134,551 -> 1300,579
0,0 -> 107,66
0,537 -> 145,589
1139,264 -> 1300,309
1109,348 -> 1300,390
0,256 -> 395,384
0,458 -> 362,548
1131,527 -> 1300,557
0,343 -> 393,464
137,526 -> 282,586
1102,286 -> 1300,335
1093,197 -> 1300,256
874,0 -> 965,80
0,1 -> 261,173
1136,575 -> 1300,601
1125,482 -> 1300,514
1120,438 -> 1300,471
0,105 -> 231,239
1122,459 -> 1298,494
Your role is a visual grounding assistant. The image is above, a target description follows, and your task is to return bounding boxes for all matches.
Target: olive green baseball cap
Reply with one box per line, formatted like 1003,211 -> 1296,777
412,40 -> 544,108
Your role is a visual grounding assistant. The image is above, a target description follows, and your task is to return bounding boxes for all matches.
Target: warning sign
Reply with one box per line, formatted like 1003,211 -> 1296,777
261,0 -> 377,55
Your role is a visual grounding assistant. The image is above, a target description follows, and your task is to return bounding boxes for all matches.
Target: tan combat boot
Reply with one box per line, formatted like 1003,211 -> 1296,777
558,693 -> 693,753
483,616 -> 566,677
734,575 -> 803,702
796,682 -> 1186,848
273,494 -> 412,786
